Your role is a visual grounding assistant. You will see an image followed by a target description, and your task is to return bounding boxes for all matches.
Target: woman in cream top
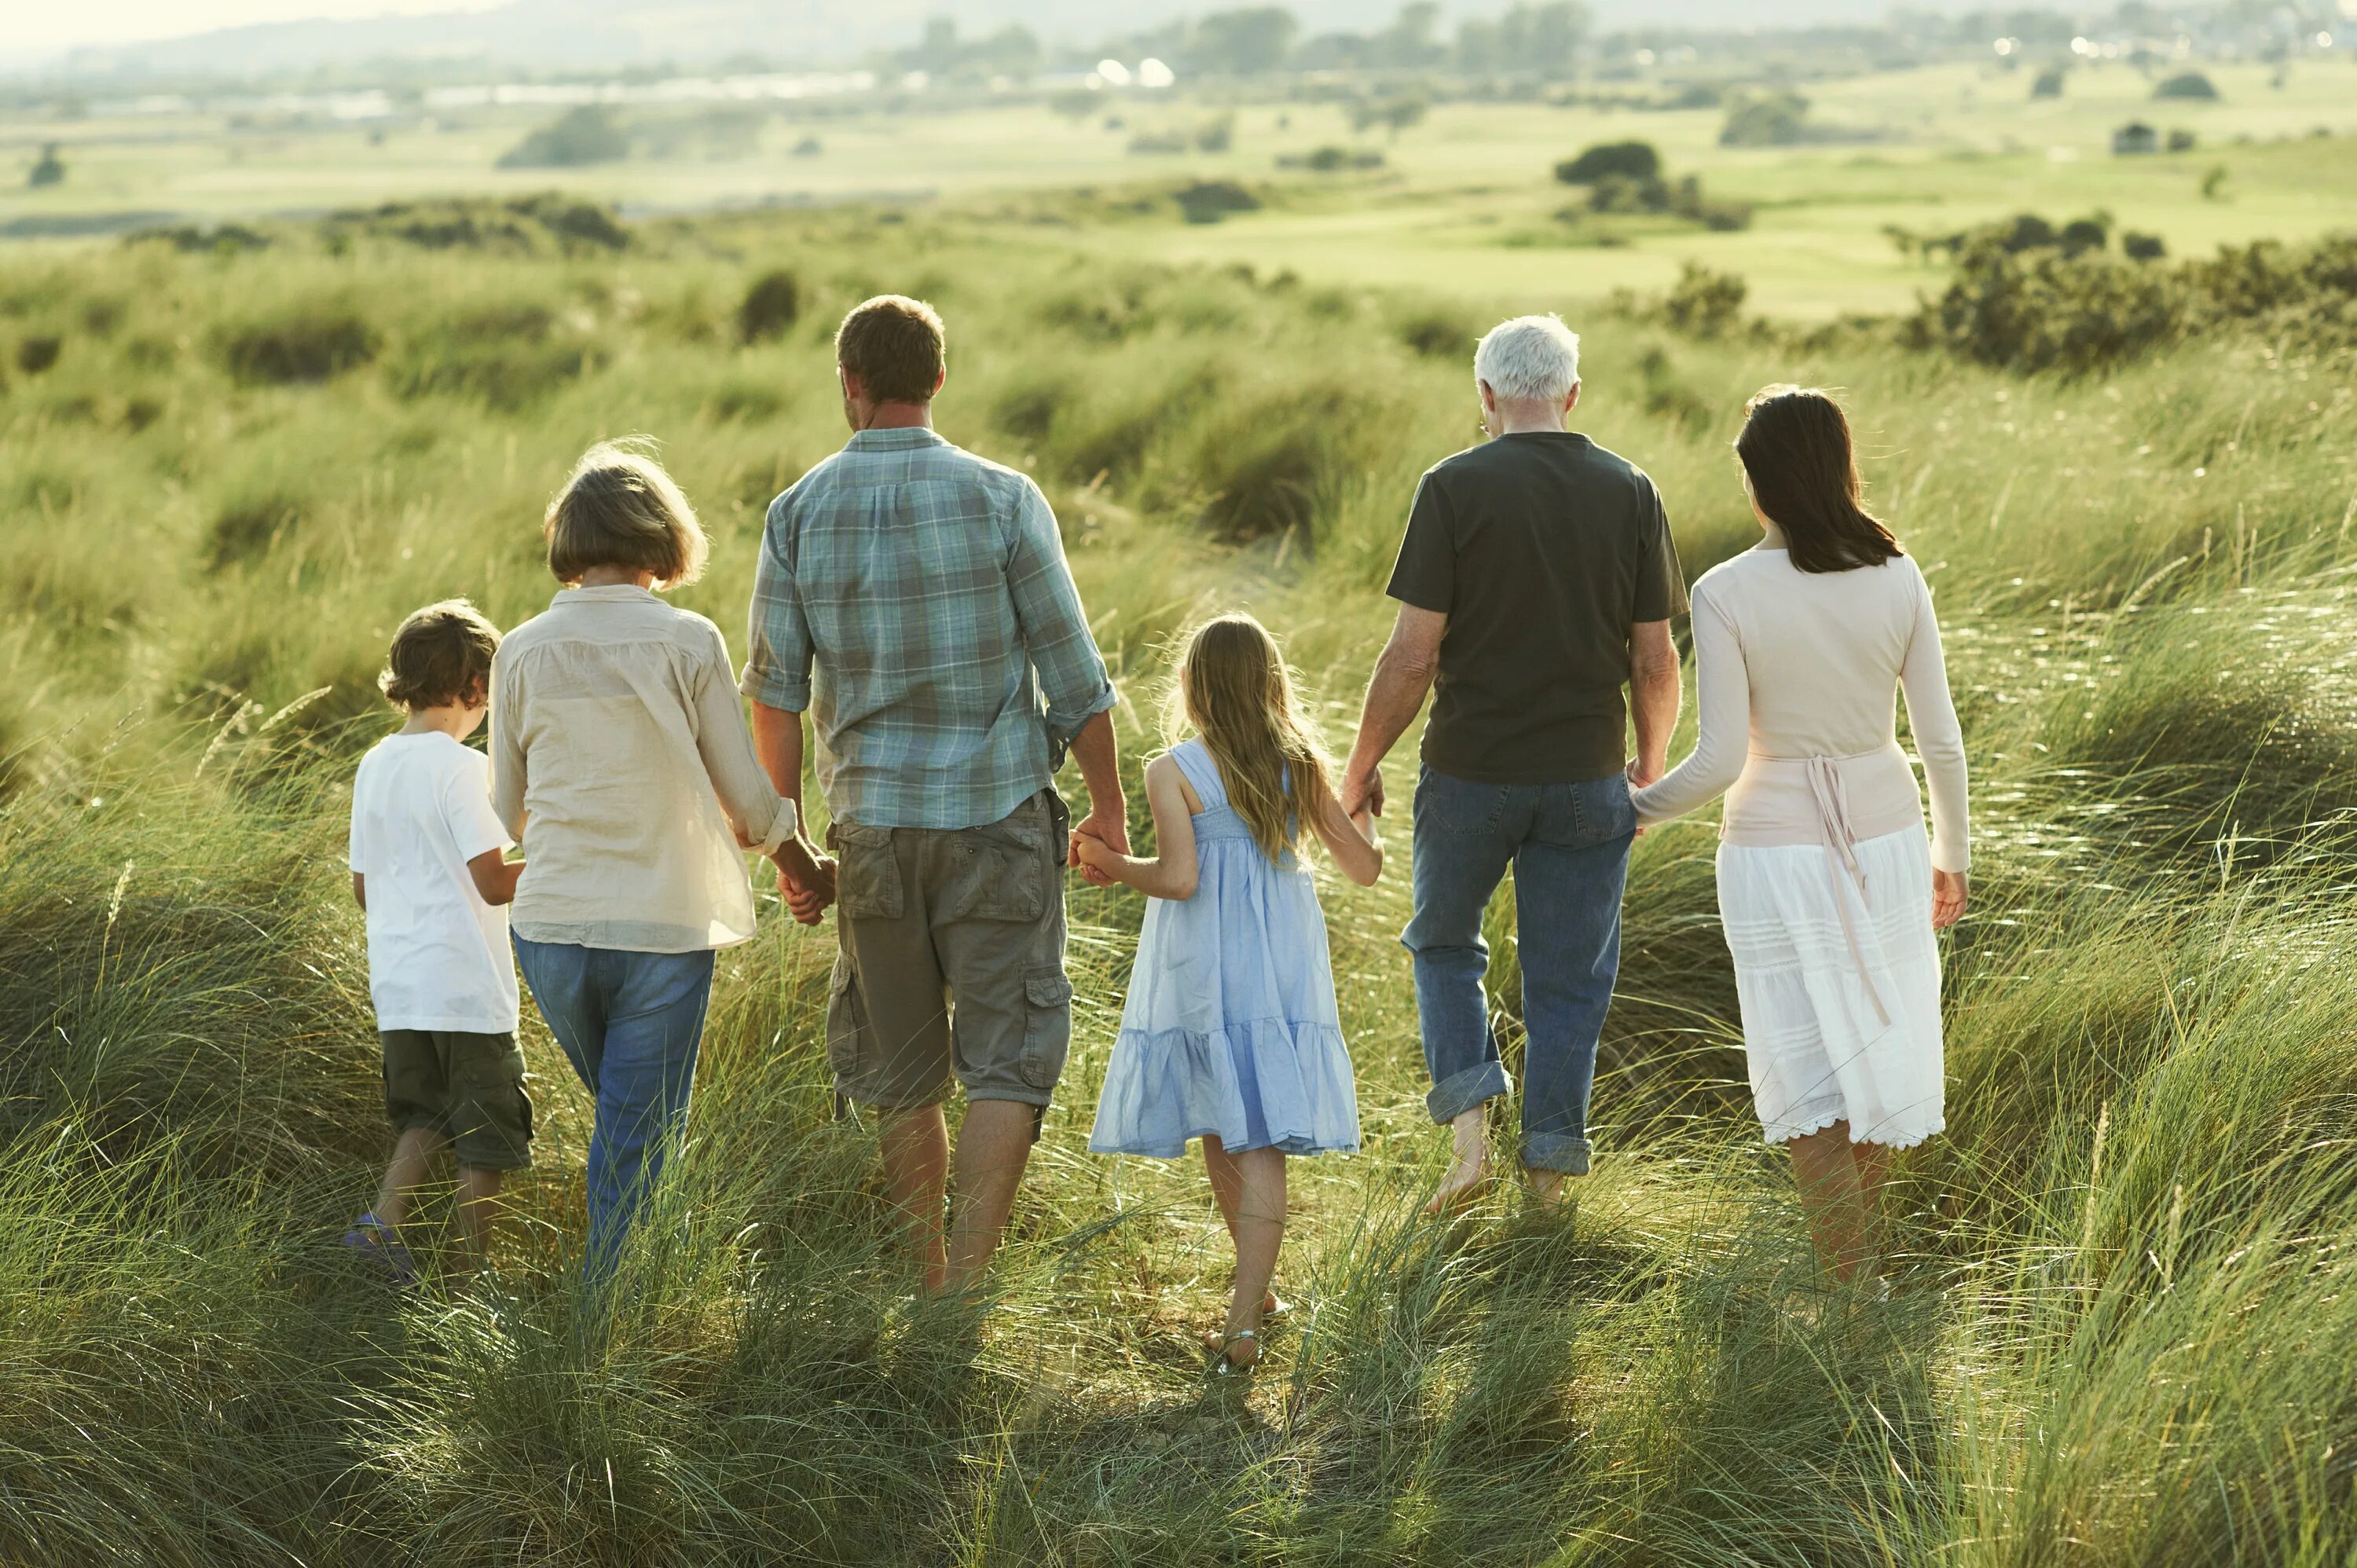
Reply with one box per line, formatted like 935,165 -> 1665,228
493,442 -> 831,1275
1632,387 -> 1969,1282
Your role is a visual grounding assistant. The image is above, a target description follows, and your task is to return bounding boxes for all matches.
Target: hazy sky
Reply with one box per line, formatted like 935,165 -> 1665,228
12,1 -> 504,54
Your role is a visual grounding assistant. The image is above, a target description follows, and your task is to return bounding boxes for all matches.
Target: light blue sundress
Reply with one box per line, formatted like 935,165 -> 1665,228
1088,738 -> 1360,1160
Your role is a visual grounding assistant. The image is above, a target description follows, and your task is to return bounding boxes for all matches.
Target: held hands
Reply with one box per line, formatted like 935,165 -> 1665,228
775,844 -> 838,927
1069,807 -> 1128,889
1340,762 -> 1385,819
1931,868 -> 1969,931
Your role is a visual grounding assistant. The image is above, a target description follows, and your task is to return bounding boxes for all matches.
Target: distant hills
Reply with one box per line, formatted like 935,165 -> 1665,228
26,0 -> 2022,79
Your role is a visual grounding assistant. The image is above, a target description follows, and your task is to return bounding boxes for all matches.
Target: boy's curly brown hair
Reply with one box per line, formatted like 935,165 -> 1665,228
380,599 -> 500,711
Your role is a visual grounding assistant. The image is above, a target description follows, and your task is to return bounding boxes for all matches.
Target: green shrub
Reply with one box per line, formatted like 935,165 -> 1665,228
497,106 -> 629,170
1174,180 -> 1260,224
2155,71 -> 2220,100
736,269 -> 802,343
382,302 -> 606,408
15,335 -> 60,374
1718,90 -> 1809,147
1553,140 -> 1661,184
214,303 -> 377,385
204,494 -> 302,570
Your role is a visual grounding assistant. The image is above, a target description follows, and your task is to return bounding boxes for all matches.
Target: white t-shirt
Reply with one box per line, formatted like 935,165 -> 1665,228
348,731 -> 521,1034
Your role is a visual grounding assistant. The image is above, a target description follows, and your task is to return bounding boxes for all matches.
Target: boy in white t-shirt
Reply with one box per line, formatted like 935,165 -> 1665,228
344,599 -> 530,1284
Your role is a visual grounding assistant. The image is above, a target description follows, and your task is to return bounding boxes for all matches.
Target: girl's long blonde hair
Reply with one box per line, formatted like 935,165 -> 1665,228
1168,614 -> 1335,863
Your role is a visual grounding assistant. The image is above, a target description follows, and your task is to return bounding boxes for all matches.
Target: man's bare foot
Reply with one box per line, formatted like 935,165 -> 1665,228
1422,1106 -> 1494,1217
1423,1151 -> 1494,1216
1523,1167 -> 1569,1207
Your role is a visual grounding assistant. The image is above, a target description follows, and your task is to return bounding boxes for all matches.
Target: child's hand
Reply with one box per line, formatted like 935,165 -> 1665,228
1350,806 -> 1378,841
1073,833 -> 1121,887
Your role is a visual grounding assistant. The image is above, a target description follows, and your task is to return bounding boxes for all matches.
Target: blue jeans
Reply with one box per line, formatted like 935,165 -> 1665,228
512,937 -> 717,1275
1404,766 -> 1634,1175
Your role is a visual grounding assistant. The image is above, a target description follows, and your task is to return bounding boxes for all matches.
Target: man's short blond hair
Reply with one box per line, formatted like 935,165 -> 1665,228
543,439 -> 708,588
835,295 -> 946,405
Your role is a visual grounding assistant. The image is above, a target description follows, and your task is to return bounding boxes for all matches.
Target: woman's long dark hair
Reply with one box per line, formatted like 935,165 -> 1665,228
1735,386 -> 1904,574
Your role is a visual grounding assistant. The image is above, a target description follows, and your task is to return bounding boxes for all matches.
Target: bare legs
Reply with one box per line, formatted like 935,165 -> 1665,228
1787,1120 -> 1889,1280
879,1099 -> 1039,1294
1201,1136 -> 1285,1368
370,1127 -> 505,1273
372,1126 -> 444,1233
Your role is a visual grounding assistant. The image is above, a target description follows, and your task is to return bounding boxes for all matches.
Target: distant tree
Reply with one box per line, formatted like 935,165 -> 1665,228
497,106 -> 628,169
2201,163 -> 2230,200
2155,71 -> 2220,99
1369,2 -> 1444,68
2122,231 -> 2167,261
1995,213 -> 2058,252
2058,216 -> 2108,255
1189,7 -> 1299,75
27,141 -> 64,187
1553,139 -> 1659,184
1718,90 -> 1809,147
2030,66 -> 2066,98
1351,93 -> 1429,138
2167,127 -> 2198,152
977,24 -> 1042,78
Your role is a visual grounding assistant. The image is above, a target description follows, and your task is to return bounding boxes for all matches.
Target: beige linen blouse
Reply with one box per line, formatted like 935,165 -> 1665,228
492,585 -> 797,953
1630,548 -> 1970,874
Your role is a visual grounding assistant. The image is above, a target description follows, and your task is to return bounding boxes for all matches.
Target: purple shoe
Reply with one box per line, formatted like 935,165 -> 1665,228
342,1213 -> 420,1287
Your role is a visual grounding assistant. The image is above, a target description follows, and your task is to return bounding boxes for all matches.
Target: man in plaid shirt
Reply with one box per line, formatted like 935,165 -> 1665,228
742,294 -> 1125,1293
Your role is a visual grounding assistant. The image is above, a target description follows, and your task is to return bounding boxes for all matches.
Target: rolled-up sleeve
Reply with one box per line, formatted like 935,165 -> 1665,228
489,647 -> 527,841
739,493 -> 814,713
1005,478 -> 1115,746
695,625 -> 797,856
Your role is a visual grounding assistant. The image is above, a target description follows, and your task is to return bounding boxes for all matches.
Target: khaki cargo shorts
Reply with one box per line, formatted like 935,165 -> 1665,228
380,1028 -> 535,1171
825,790 -> 1074,1116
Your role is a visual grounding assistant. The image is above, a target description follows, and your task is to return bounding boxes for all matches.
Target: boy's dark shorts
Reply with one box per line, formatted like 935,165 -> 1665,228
381,1029 -> 534,1171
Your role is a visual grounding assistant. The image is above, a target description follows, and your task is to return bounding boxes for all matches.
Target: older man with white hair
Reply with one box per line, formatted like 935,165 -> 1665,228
1341,313 -> 1685,1211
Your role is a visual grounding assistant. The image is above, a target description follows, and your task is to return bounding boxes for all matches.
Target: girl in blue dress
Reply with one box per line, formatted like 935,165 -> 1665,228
1076,614 -> 1384,1374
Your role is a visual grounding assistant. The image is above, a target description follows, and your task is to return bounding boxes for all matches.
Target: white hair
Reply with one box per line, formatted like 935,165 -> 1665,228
1474,313 -> 1582,403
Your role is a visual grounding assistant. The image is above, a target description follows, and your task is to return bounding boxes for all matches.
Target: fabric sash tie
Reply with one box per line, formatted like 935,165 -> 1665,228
1803,755 -> 1893,1030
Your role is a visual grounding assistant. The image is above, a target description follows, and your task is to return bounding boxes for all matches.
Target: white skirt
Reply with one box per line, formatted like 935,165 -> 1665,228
1716,822 -> 1945,1149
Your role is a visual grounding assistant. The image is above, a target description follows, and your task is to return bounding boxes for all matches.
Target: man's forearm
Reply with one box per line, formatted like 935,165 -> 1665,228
1630,665 -> 1681,776
1067,709 -> 1124,821
1349,647 -> 1435,776
749,701 -> 806,827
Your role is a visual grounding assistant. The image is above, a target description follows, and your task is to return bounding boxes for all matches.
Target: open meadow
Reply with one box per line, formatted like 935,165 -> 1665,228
3,104 -> 2357,1566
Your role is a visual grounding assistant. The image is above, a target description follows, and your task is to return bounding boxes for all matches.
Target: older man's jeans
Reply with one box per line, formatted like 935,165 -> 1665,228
1405,765 -> 1634,1176
513,936 -> 717,1280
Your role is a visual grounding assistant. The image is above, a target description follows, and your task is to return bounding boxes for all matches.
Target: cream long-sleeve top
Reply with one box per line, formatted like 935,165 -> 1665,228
1629,548 -> 1970,874
492,585 -> 797,953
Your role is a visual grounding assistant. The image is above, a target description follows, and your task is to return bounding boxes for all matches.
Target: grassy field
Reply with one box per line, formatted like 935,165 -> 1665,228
2,171 -> 2357,1564
6,57 -> 2357,315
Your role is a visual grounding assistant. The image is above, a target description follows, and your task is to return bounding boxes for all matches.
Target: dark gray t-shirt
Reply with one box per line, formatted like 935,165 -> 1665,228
1386,431 -> 1685,785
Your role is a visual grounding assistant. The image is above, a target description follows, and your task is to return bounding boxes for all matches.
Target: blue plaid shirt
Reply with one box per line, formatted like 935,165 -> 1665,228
739,427 -> 1116,830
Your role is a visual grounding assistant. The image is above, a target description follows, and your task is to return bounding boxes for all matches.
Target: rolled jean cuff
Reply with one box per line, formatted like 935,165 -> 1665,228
1521,1132 -> 1592,1177
1425,1061 -> 1511,1125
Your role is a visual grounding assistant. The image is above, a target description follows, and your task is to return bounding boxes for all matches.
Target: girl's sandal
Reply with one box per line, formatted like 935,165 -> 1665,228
1204,1328 -> 1259,1378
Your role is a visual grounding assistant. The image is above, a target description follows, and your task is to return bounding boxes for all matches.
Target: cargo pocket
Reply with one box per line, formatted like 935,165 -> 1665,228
950,815 -> 1049,923
1018,968 -> 1074,1091
835,823 -> 903,921
825,954 -> 864,1081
